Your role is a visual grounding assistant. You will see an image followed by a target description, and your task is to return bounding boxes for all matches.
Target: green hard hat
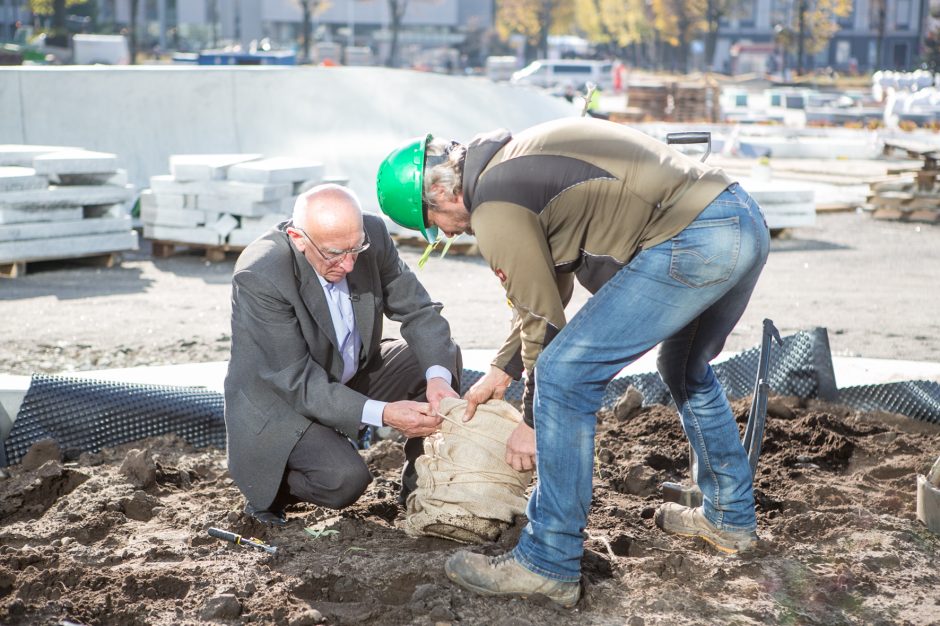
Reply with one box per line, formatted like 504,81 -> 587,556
376,134 -> 439,243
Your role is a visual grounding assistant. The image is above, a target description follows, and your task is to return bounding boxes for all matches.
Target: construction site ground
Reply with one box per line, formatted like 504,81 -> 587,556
1,176 -> 939,625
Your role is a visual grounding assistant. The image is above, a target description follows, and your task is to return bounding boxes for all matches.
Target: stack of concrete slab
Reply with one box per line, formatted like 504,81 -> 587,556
0,145 -> 138,272
144,154 -> 330,249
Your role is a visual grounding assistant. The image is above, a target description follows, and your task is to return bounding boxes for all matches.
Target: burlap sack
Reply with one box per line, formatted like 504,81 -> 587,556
404,397 -> 533,543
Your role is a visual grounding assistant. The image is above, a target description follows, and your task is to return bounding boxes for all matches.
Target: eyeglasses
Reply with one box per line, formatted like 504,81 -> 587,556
297,228 -> 370,267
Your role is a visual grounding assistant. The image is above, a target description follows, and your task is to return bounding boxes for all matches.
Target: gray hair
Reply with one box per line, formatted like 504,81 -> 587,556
291,183 -> 361,230
423,138 -> 466,212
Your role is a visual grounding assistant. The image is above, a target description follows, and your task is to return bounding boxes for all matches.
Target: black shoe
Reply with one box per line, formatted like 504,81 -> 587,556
243,502 -> 287,527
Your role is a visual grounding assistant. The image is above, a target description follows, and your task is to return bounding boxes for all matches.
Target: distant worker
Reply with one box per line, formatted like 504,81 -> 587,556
376,117 -> 770,607
225,184 -> 461,526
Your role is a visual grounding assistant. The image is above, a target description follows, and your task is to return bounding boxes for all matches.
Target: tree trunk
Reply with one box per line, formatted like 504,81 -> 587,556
796,0 -> 806,75
52,0 -> 66,33
302,1 -> 311,63
705,0 -> 720,71
386,0 -> 408,67
129,0 -> 138,65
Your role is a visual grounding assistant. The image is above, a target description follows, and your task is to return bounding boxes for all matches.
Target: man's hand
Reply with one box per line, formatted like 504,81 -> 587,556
463,366 -> 513,422
425,376 -> 459,416
506,422 -> 536,472
382,401 -> 441,438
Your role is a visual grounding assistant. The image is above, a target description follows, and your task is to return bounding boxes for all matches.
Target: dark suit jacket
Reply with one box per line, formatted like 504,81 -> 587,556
224,215 -> 459,508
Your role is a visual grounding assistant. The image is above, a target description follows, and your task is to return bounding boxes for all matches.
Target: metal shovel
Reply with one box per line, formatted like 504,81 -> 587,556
662,318 -> 783,508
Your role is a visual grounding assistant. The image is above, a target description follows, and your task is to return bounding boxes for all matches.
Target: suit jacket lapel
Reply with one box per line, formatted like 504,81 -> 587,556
292,245 -> 342,353
345,257 -> 374,361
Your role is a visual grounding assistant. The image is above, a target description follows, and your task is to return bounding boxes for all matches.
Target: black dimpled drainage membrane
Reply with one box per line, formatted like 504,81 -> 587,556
3,328 -> 937,467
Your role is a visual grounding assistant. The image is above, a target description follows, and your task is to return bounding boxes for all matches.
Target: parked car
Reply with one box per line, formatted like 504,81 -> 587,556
510,59 -> 613,91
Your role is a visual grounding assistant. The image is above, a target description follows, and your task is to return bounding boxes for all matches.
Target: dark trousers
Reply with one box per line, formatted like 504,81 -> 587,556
272,339 -> 461,511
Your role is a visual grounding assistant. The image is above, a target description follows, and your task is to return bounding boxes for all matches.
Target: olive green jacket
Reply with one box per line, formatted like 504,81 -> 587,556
463,117 -> 733,423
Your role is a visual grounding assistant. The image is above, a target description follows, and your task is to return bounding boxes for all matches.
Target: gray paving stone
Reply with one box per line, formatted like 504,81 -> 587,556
0,216 -> 132,242
228,227 -> 267,247
0,230 -> 138,264
143,207 -> 209,228
0,167 -> 48,192
149,175 -> 214,195
228,157 -> 324,184
32,150 -> 119,176
144,224 -> 221,246
212,213 -> 239,238
0,185 -> 133,210
170,154 -> 262,181
0,206 -> 83,225
0,145 -> 76,167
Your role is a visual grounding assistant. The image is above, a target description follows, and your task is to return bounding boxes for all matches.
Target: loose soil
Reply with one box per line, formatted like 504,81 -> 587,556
2,394 -> 938,625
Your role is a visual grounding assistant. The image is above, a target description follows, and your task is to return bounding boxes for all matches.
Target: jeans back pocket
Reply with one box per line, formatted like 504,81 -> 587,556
668,216 -> 740,288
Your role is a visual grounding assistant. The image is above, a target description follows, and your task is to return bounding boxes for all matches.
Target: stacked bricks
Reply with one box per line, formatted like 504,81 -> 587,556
143,155 -> 331,250
0,145 -> 138,274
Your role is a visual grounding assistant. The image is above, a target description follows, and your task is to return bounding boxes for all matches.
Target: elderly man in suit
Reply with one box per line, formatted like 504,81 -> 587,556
224,183 -> 461,526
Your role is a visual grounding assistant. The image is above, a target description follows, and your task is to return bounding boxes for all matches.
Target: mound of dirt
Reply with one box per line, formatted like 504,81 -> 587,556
1,396 -> 938,625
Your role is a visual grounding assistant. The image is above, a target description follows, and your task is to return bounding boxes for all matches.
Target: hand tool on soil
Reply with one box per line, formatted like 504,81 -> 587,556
662,318 -> 783,508
208,527 -> 277,554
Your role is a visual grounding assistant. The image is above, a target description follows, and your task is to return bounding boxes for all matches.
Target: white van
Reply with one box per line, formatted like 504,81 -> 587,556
510,59 -> 613,90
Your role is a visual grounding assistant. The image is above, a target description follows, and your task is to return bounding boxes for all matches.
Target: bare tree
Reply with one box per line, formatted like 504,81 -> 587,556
128,0 -> 138,64
386,0 -> 409,67
296,0 -> 330,63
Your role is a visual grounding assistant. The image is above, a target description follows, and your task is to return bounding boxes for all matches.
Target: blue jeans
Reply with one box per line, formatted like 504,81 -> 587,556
513,183 -> 770,582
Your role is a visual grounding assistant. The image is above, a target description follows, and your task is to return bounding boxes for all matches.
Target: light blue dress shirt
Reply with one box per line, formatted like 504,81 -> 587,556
314,272 -> 452,427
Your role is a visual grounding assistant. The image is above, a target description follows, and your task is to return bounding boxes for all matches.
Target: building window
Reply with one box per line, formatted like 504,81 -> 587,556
736,0 -> 756,28
895,0 -> 911,30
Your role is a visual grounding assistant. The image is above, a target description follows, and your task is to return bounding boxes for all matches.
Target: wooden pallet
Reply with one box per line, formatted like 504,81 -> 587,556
149,239 -> 245,263
871,208 -> 940,224
0,252 -> 119,279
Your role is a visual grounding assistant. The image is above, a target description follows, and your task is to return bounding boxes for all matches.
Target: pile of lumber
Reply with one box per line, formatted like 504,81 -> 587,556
866,141 -> 940,223
625,80 -> 716,122
143,154 -> 346,256
0,145 -> 138,277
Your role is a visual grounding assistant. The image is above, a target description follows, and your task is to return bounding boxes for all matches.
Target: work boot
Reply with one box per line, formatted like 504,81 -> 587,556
445,550 -> 581,608
655,502 -> 756,554
243,502 -> 287,527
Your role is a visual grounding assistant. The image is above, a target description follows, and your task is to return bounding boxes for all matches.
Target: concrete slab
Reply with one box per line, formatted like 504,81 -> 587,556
0,230 -> 138,264
761,202 -> 818,228
149,175 -> 215,195
0,216 -> 132,242
170,153 -> 262,181
0,184 -> 133,210
143,207 -> 208,228
228,157 -> 325,184
212,213 -> 239,238
32,150 -> 119,176
0,206 -> 84,225
197,193 -> 292,217
0,67 -> 578,211
228,228 -> 266,246
0,145 -> 77,167
143,224 -> 222,246
212,181 -> 293,203
0,167 -> 48,192
152,193 -> 199,210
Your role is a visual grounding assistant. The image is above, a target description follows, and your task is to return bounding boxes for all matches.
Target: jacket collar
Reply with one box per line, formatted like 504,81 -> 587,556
462,128 -> 512,213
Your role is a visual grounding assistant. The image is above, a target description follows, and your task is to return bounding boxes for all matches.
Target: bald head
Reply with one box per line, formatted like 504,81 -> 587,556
292,183 -> 363,238
288,184 -> 367,281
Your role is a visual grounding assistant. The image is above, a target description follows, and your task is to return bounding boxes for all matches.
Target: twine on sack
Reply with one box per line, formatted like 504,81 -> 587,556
404,397 -> 533,543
